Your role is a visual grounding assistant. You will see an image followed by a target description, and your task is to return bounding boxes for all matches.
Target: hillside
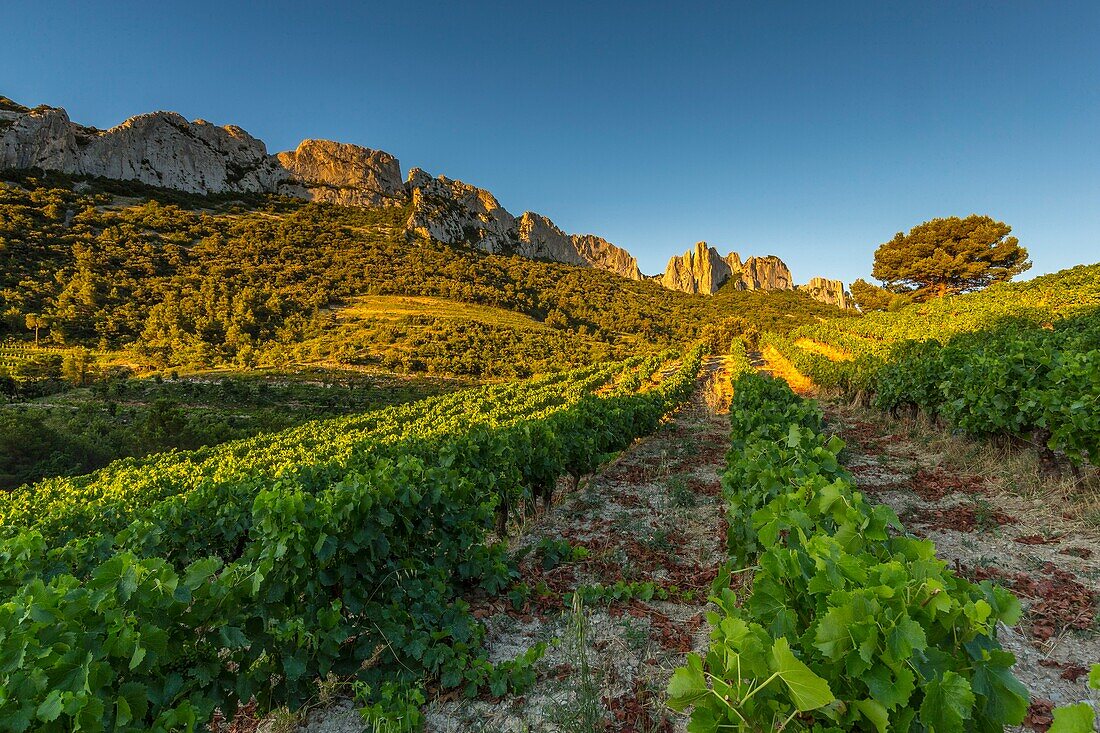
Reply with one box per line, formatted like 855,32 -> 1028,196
759,263 -> 1100,394
0,95 -> 848,300
0,170 -> 844,377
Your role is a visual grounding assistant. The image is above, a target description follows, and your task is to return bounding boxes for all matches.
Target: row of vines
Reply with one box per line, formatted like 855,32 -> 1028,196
0,349 -> 701,731
667,372 -> 1098,731
761,265 -> 1100,468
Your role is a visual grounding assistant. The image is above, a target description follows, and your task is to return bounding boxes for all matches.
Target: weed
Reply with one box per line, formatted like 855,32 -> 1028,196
968,496 -> 1002,533
546,595 -> 604,732
354,682 -> 425,733
526,537 -> 589,571
667,474 -> 697,508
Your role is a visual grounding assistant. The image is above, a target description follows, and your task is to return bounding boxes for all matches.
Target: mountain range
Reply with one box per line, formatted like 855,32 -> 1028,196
0,96 -> 848,308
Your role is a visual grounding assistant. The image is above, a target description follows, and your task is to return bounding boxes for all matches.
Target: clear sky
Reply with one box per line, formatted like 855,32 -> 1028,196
2,1 -> 1098,283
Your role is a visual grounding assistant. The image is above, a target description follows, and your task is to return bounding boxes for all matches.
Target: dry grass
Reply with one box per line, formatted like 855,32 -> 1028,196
886,412 -> 1100,542
701,355 -> 740,413
336,295 -> 550,331
761,345 -> 815,395
794,337 -> 853,361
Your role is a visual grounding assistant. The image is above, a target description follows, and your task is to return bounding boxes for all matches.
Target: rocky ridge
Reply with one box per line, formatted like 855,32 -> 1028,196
402,167 -> 643,279
276,140 -> 407,208
798,277 -> 850,309
0,96 -> 842,301
659,242 -> 805,297
661,242 -> 734,295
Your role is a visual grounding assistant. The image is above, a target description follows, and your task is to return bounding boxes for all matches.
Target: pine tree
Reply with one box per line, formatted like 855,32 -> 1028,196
872,216 -> 1030,299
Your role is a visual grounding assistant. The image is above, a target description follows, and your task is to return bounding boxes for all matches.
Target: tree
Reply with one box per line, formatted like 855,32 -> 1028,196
25,313 -> 45,345
62,347 -> 97,386
849,278 -> 912,312
872,216 -> 1031,300
544,308 -> 569,329
0,375 -> 16,401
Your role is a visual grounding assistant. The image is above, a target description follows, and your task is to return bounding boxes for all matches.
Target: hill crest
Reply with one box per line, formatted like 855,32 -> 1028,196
0,94 -> 846,304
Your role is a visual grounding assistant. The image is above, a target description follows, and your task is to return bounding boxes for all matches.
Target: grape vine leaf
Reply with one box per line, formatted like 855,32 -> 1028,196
770,637 -> 834,711
1047,703 -> 1095,733
854,698 -> 889,733
667,653 -> 709,711
920,671 -> 974,732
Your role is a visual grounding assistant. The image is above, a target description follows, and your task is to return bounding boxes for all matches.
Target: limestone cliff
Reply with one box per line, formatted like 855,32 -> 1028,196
276,140 -> 406,207
0,105 -> 284,194
403,167 -> 643,278
740,255 -> 794,291
571,234 -> 642,280
799,277 -> 850,309
512,212 -> 586,265
0,100 -> 401,205
661,242 -> 733,295
660,243 -> 805,296
403,168 -> 518,254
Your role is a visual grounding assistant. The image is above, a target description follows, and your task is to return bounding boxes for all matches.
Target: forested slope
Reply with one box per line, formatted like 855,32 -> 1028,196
0,170 -> 843,375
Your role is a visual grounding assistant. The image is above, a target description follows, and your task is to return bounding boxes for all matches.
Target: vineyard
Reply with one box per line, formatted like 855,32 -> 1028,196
759,264 -> 1100,472
0,350 -> 705,731
2,264 -> 1099,732
670,373 -> 1031,730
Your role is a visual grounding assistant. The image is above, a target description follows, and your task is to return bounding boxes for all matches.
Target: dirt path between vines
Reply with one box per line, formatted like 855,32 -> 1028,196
421,387 -> 730,732
825,402 -> 1100,730
293,377 -> 732,733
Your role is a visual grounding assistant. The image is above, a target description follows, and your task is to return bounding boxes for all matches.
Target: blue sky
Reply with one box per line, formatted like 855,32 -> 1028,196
2,1 -> 1098,283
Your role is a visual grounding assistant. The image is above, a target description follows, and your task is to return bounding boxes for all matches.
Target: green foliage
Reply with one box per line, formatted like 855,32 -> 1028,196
0,351 -> 704,730
355,683 -> 426,733
0,174 -> 838,377
769,267 -> 1100,468
669,373 -> 1029,731
873,313 -> 1100,465
761,332 -> 880,393
568,580 -> 670,606
872,215 -> 1031,299
530,537 -> 589,571
796,263 -> 1100,349
849,278 -> 907,312
0,372 -> 456,488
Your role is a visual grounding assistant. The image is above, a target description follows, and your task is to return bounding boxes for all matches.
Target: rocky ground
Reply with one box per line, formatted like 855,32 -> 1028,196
419,384 -> 731,732
825,402 -> 1100,731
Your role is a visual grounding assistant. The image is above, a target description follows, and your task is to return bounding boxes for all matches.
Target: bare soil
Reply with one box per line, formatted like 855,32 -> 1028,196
421,386 -> 731,732
826,403 -> 1100,729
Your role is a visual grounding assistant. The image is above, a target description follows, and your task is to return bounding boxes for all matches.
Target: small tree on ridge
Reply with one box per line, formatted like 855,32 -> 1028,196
872,215 -> 1030,300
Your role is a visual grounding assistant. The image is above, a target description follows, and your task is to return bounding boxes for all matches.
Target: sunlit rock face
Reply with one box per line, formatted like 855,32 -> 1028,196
661,242 -> 734,294
514,212 -> 587,265
403,168 -> 646,278
739,255 -> 794,291
799,277 -> 850,309
0,105 -> 285,193
661,244 -> 807,297
403,167 -> 519,254
0,101 -> 407,206
276,140 -> 407,207
571,234 -> 643,281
